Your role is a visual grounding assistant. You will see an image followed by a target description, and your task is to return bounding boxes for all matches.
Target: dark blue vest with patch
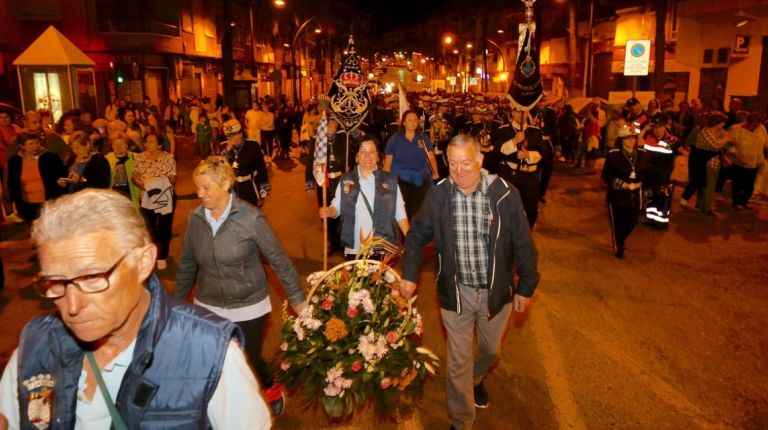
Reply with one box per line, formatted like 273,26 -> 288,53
338,168 -> 399,249
16,275 -> 242,429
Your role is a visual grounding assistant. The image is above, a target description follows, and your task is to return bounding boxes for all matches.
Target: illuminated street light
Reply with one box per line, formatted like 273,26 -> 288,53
452,49 -> 459,54
273,0 -> 286,8
466,43 -> 473,49
443,35 -> 454,46
314,28 -> 322,34
497,29 -> 504,34
283,43 -> 290,47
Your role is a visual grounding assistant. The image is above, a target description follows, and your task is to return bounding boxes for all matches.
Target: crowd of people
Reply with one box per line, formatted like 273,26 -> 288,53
0,86 -> 765,429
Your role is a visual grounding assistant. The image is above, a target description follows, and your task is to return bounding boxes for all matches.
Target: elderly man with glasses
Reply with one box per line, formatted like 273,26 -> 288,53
0,189 -> 270,429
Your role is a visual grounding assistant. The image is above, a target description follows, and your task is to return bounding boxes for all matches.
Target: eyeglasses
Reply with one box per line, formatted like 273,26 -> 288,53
33,250 -> 133,299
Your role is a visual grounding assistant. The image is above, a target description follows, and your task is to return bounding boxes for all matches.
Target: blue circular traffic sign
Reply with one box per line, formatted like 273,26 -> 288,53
630,43 -> 645,57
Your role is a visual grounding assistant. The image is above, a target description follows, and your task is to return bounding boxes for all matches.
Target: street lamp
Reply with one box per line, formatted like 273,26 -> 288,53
290,16 -> 317,106
273,0 -> 286,8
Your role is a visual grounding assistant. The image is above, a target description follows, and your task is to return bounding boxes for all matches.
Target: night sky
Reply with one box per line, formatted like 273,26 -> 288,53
356,0 -> 447,33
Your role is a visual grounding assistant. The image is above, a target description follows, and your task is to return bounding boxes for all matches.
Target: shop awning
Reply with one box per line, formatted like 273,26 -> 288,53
13,26 -> 95,66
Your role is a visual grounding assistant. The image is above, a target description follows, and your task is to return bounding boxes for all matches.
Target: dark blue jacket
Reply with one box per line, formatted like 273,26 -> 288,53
338,168 -> 399,249
16,275 -> 241,429
402,173 -> 540,318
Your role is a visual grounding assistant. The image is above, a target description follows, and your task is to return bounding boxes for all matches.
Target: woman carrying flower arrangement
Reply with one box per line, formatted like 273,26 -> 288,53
175,156 -> 307,418
319,135 -> 409,260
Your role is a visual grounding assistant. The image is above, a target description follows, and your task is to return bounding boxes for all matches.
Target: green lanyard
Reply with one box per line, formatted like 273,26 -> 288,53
85,351 -> 129,430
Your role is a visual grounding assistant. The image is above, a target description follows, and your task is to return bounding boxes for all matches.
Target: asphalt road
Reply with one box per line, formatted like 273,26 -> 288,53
0,136 -> 766,429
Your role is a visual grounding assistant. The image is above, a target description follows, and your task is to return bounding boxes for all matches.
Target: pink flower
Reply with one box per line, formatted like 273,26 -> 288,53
321,298 -> 333,311
386,330 -> 398,344
351,361 -> 362,372
380,377 -> 392,390
347,307 -> 358,318
280,361 -> 291,371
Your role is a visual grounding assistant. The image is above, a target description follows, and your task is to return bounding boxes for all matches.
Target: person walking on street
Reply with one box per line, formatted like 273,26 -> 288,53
176,157 -> 306,418
0,189 -> 271,429
602,126 -> 650,258
383,110 -> 440,220
399,134 -> 539,430
319,136 -> 409,260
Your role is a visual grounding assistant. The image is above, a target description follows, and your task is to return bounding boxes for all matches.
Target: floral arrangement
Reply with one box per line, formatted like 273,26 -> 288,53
277,244 -> 440,420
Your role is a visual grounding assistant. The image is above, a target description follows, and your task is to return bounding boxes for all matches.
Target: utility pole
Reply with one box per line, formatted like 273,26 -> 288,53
221,1 -> 235,108
568,0 -> 577,98
654,0 -> 667,97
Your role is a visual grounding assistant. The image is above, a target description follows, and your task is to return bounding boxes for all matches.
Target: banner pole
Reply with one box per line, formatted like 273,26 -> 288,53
322,182 -> 328,271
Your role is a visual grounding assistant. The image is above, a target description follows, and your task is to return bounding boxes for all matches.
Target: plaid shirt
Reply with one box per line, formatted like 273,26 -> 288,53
451,174 -> 491,287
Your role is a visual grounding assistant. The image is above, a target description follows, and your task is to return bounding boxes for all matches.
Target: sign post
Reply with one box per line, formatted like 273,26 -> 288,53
623,40 -> 651,98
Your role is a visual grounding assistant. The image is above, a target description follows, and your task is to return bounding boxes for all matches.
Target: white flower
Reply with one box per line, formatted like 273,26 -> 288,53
324,385 -> 342,397
280,342 -> 289,351
292,320 -> 305,341
348,290 -> 376,315
323,366 -> 353,397
357,332 -> 389,363
384,271 -> 396,284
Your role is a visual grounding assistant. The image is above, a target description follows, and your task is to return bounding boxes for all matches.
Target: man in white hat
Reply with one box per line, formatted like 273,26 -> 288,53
221,119 -> 270,207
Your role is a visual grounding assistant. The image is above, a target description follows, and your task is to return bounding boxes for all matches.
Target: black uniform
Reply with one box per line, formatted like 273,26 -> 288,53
499,127 -> 543,228
602,147 -> 651,258
489,118 -> 518,175
306,130 -> 354,251
225,138 -> 270,207
534,106 -> 560,201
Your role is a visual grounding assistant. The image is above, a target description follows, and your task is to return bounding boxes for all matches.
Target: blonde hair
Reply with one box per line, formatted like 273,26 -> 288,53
32,189 -> 151,254
194,156 -> 235,189
108,119 -> 128,134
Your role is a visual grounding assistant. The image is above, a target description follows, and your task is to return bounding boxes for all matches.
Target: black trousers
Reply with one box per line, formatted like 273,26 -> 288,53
715,166 -> 733,193
140,195 -> 175,261
398,178 -> 431,220
236,314 -> 274,389
260,130 -> 276,158
731,165 -> 758,206
513,173 -> 540,229
608,203 -> 639,252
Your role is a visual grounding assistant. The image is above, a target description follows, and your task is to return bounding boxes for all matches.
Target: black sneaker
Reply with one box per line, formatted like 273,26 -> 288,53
473,382 -> 489,408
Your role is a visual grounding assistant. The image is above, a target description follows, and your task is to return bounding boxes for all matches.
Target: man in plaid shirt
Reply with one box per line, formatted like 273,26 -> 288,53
400,134 -> 539,430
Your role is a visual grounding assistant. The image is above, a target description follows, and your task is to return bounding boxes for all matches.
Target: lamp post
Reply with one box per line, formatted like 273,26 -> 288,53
485,38 -> 507,92
290,16 -> 316,106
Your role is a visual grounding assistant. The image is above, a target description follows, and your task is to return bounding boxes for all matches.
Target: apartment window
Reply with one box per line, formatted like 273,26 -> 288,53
717,48 -> 729,64
96,0 -> 180,36
703,49 -> 713,64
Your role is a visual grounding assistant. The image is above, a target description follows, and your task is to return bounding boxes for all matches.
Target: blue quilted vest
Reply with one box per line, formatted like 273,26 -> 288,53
16,275 -> 242,429
338,168 -> 399,249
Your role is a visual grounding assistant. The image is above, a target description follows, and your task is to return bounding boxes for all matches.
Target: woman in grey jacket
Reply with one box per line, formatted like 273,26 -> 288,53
175,156 -> 306,417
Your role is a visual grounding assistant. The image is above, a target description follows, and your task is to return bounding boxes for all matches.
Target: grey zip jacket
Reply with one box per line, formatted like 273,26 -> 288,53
175,195 -> 305,309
